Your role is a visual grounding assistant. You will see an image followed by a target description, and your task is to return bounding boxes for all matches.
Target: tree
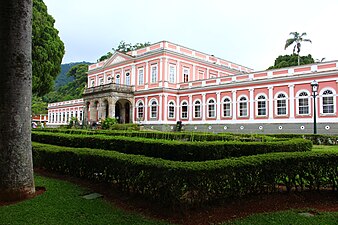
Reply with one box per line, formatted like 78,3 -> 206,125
268,54 -> 314,69
0,0 -> 35,201
284,32 -> 312,66
32,96 -> 48,115
97,41 -> 151,62
32,0 -> 65,96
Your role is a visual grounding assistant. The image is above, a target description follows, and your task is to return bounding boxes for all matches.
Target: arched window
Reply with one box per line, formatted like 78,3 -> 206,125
150,100 -> 158,118
322,89 -> 334,114
181,101 -> 188,119
257,95 -> 267,116
194,100 -> 201,118
298,91 -> 309,115
223,97 -> 231,117
168,101 -> 175,119
125,72 -> 130,85
115,74 -> 120,84
239,96 -> 248,117
276,93 -> 287,115
207,99 -> 216,118
137,101 -> 144,119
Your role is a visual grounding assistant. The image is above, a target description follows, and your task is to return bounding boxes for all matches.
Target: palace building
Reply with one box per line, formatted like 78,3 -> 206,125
47,41 -> 338,134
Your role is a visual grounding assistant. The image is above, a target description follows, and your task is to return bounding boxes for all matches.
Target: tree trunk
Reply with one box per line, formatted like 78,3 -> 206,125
298,54 -> 300,66
0,0 -> 35,201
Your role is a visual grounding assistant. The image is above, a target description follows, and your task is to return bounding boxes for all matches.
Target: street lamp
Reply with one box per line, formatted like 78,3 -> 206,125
311,80 -> 319,134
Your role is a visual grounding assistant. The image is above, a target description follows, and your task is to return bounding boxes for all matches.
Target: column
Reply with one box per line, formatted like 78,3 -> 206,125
131,64 -> 136,86
145,61 -> 149,87
192,64 -> 196,81
176,95 -> 180,121
249,88 -> 254,120
189,94 -> 193,122
289,84 -> 295,119
177,61 -> 181,83
159,94 -> 163,122
159,58 -> 163,86
164,94 -> 168,122
268,86 -> 274,119
164,58 -> 168,87
216,92 -> 221,121
202,93 -> 206,121
232,90 -> 237,120
144,97 -> 148,122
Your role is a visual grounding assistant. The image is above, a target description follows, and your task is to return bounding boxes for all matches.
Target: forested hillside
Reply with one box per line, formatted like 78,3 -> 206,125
55,62 -> 91,87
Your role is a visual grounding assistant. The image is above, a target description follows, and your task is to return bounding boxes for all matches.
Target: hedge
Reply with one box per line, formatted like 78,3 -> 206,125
32,142 -> 338,208
32,131 -> 312,161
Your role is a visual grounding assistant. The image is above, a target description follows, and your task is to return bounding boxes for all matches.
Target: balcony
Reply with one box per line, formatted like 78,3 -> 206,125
83,83 -> 134,96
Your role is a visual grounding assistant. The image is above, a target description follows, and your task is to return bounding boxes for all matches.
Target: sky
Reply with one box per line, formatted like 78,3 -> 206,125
43,0 -> 338,71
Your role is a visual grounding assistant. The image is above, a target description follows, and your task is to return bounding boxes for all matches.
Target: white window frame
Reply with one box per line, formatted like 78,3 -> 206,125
275,92 -> 288,116
320,88 -> 336,115
183,67 -> 189,83
125,72 -> 130,85
115,74 -> 120,84
136,100 -> 144,120
181,101 -> 188,119
207,98 -> 216,118
222,97 -> 232,117
90,79 -> 95,87
296,90 -> 310,115
151,64 -> 158,83
238,95 -> 248,117
256,94 -> 267,116
193,99 -> 201,118
150,99 -> 158,118
169,64 -> 176,83
99,77 -> 104,85
168,101 -> 175,119
138,68 -> 144,85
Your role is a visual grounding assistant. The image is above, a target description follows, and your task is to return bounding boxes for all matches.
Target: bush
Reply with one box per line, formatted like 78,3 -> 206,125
101,117 -> 118,129
32,131 -> 312,161
32,142 -> 338,208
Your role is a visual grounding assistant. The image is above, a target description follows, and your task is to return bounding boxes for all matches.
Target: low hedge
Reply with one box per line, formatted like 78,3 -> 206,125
32,142 -> 338,208
32,131 -> 312,161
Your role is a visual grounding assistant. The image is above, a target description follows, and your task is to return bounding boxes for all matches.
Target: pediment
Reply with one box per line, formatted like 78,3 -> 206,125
104,52 -> 133,67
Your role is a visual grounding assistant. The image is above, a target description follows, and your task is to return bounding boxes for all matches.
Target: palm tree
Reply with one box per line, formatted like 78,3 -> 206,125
284,32 -> 312,66
0,0 -> 35,201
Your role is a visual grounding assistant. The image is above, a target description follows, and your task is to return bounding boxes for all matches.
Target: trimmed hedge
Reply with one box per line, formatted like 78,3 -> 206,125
32,131 -> 312,161
32,142 -> 338,208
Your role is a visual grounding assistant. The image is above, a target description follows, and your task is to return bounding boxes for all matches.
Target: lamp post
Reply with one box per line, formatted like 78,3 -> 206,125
311,80 -> 319,134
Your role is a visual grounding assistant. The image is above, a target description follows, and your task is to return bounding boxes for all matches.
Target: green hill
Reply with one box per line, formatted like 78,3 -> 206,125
55,62 -> 91,88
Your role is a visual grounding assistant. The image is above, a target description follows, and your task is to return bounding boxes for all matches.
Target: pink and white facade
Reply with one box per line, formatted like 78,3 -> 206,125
48,41 -> 338,134
48,99 -> 84,126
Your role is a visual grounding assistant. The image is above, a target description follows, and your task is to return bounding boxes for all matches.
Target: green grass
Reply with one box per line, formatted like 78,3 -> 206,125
0,175 -> 170,225
223,209 -> 338,225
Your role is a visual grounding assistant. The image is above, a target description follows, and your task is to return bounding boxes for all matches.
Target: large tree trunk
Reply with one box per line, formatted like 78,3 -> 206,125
0,0 -> 35,201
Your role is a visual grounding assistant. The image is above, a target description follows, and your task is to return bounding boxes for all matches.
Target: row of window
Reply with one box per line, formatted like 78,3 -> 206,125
49,111 -> 83,123
136,89 -> 336,119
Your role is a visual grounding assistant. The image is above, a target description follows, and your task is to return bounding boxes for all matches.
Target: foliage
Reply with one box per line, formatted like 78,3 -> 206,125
32,142 -> 338,208
284,32 -> 312,66
43,64 -> 89,103
32,0 -> 65,96
268,54 -> 314,69
31,95 -> 47,116
97,41 -> 151,62
68,117 -> 80,129
101,117 -> 118,129
31,131 -> 312,161
54,62 -> 91,88
0,175 -> 167,225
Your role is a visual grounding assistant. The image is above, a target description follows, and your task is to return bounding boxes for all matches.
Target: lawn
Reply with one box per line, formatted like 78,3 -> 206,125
0,175 -> 170,225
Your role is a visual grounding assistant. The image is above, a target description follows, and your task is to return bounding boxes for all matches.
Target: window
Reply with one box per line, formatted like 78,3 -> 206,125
137,101 -> 144,119
183,68 -> 189,83
194,100 -> 201,118
208,99 -> 216,118
198,70 -> 204,80
90,79 -> 95,87
151,65 -> 157,83
223,98 -> 231,117
257,95 -> 267,116
322,90 -> 334,114
138,68 -> 144,85
169,65 -> 176,83
239,96 -> 248,117
168,101 -> 175,119
276,93 -> 287,115
115,74 -> 120,84
125,72 -> 130,85
99,78 -> 104,85
298,92 -> 309,115
150,100 -> 158,118
181,101 -> 188,119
